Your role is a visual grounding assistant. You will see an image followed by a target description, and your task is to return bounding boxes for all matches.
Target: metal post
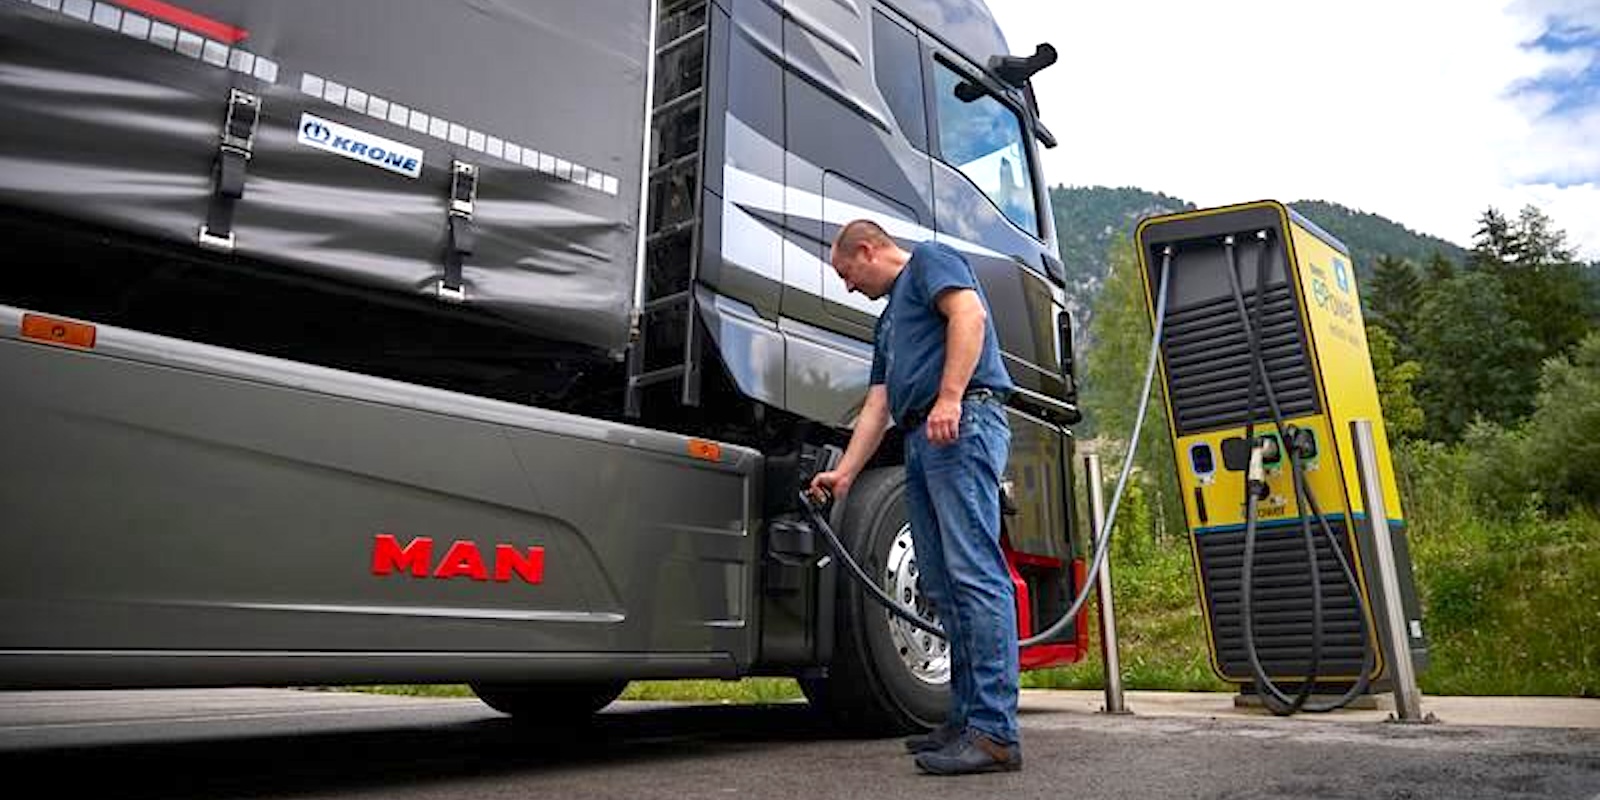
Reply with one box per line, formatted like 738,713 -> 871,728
1350,420 -> 1426,723
1085,453 -> 1128,714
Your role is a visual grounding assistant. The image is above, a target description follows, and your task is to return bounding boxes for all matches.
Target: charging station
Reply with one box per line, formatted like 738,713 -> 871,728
1135,202 -> 1429,703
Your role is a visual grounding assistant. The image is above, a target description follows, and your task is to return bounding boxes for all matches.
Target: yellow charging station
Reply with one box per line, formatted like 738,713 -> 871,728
1134,201 -> 1427,691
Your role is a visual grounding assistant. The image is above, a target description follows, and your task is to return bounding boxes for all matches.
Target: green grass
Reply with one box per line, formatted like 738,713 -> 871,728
1416,538 -> 1600,696
339,684 -> 474,698
1399,445 -> 1600,697
620,678 -> 803,703
343,679 -> 804,704
1022,537 -> 1229,693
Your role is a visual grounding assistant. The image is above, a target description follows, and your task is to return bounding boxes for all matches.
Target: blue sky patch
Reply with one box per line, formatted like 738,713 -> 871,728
1509,9 -> 1599,186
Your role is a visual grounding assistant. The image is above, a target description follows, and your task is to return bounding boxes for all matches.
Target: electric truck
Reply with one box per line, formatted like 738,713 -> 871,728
0,0 -> 1085,732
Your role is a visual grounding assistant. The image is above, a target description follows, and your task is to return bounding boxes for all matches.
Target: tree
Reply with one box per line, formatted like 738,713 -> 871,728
1471,207 -> 1515,268
1424,250 -> 1457,282
1522,332 -> 1600,510
1366,255 -> 1422,355
1412,270 -> 1542,440
1511,259 -> 1599,358
1512,204 -> 1577,266
1366,324 -> 1425,440
1082,235 -> 1183,542
1470,205 -> 1598,359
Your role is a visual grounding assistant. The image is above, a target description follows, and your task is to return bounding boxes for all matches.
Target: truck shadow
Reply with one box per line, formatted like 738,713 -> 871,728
1,703 -> 863,800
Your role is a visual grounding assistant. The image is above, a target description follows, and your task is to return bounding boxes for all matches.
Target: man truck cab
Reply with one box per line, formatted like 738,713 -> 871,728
0,0 -> 1083,734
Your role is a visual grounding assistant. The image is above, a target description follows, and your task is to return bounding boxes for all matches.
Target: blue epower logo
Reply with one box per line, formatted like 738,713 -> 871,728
296,113 -> 423,179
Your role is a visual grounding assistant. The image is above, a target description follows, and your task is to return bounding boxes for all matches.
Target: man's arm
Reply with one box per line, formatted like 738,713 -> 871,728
925,287 -> 987,445
808,384 -> 891,500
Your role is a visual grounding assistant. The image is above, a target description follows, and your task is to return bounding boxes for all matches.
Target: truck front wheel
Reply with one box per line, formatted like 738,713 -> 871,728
801,467 -> 950,734
470,680 -> 628,721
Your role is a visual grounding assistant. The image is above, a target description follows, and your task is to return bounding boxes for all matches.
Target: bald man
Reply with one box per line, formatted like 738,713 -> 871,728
809,220 -> 1020,775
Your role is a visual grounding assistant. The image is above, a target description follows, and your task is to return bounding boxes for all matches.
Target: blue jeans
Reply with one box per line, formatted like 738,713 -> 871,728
903,398 -> 1018,744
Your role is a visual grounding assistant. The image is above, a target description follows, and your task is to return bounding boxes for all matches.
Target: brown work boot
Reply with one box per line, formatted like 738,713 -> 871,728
914,729 -> 1022,775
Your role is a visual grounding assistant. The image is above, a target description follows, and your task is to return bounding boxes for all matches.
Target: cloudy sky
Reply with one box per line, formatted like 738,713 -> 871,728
984,0 -> 1600,260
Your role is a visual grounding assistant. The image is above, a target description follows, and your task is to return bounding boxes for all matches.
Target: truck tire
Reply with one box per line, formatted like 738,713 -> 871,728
470,680 -> 628,721
801,467 -> 949,735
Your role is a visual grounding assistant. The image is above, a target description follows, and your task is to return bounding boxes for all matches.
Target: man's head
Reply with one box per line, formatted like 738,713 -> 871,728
830,219 -> 910,299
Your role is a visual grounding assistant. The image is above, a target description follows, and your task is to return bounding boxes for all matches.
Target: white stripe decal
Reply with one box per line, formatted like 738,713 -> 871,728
723,163 -> 1007,261
721,175 -> 886,317
26,0 -> 279,83
297,72 -> 618,197
720,196 -> 787,285
724,160 -> 1069,313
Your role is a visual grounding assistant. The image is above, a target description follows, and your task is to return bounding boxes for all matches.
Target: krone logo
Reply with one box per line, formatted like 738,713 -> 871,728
301,119 -> 331,144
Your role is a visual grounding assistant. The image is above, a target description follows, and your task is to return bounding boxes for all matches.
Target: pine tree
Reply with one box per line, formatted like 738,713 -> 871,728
1367,255 -> 1422,356
1471,207 -> 1515,268
1424,250 -> 1457,282
1472,205 -> 1598,359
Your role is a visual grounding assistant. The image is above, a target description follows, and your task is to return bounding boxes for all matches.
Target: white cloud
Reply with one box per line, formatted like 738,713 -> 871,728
984,0 -> 1600,260
1514,0 -> 1600,29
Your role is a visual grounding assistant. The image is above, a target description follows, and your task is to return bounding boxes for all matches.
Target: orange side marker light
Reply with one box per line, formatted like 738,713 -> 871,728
21,314 -> 96,350
687,438 -> 722,462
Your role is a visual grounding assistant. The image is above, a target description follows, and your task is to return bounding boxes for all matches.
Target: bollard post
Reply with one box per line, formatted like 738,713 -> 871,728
1085,453 -> 1128,714
1350,420 -> 1427,723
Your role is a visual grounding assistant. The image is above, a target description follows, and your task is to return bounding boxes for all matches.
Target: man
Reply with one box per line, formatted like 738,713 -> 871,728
809,219 -> 1020,775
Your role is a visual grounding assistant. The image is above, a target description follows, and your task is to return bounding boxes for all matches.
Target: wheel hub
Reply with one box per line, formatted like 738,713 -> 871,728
884,523 -> 950,686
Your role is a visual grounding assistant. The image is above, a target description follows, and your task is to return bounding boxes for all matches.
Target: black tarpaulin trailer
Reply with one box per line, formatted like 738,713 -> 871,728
0,0 -> 651,356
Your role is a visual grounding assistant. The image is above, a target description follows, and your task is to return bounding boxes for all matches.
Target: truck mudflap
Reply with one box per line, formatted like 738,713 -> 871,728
0,0 -> 651,356
0,305 -> 761,689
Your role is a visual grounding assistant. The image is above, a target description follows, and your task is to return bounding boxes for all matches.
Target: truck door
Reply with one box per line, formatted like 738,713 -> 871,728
920,45 -> 1064,401
921,41 -> 1080,631
777,1 -> 936,340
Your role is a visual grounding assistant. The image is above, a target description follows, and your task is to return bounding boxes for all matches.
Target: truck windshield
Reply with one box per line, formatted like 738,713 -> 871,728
932,61 -> 1039,237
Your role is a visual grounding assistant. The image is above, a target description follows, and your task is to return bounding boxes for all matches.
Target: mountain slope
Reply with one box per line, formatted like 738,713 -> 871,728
1051,186 -> 1191,302
1287,200 -> 1471,277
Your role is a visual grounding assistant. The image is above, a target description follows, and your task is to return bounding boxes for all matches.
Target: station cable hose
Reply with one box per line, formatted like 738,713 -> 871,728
1224,230 -> 1374,714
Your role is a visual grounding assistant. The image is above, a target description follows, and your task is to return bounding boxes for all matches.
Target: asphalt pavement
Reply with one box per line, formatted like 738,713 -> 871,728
2,688 -> 1598,799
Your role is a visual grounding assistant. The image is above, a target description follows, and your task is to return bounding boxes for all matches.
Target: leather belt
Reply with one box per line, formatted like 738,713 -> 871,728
902,387 -> 998,429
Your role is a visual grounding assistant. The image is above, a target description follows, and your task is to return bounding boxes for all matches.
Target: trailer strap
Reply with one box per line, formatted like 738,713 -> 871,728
197,89 -> 261,253
439,160 -> 479,303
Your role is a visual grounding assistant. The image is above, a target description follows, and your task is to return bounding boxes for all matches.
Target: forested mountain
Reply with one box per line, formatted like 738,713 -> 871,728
1288,200 -> 1471,278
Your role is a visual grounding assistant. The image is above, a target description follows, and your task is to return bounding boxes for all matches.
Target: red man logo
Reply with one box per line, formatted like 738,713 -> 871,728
371,535 -> 545,584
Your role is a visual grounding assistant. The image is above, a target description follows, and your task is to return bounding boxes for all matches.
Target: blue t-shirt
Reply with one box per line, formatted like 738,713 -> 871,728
869,241 -> 1015,426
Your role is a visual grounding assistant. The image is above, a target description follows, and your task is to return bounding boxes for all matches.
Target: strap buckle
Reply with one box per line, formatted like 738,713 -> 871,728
219,88 -> 261,157
438,160 -> 478,302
